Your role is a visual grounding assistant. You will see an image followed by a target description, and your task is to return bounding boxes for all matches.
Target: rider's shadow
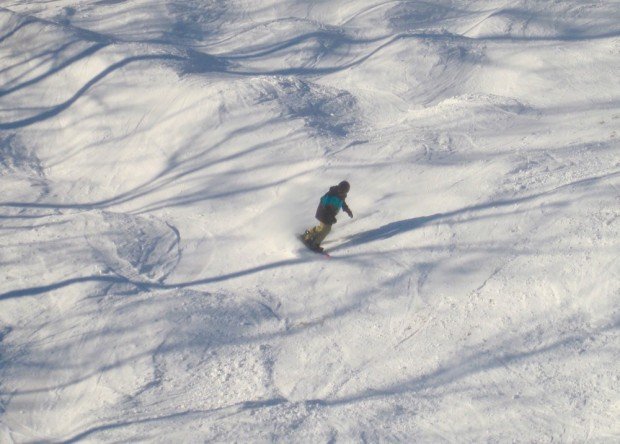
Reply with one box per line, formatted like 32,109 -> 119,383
334,214 -> 438,250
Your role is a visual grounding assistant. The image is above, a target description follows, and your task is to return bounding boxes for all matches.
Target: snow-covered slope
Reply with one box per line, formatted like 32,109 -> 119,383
1,1 -> 619,441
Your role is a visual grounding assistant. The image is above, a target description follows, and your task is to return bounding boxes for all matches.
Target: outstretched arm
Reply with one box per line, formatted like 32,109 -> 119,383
343,201 -> 353,218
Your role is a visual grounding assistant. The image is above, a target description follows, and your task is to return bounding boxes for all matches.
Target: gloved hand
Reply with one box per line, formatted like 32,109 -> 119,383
345,208 -> 353,218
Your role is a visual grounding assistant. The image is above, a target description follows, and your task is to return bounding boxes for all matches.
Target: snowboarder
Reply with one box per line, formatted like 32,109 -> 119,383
302,180 -> 353,252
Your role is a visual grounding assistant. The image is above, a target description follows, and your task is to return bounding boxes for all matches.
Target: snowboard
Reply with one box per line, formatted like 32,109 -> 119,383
298,234 -> 331,258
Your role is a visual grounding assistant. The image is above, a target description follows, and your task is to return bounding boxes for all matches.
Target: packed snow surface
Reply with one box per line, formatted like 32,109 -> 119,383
1,0 -> 619,442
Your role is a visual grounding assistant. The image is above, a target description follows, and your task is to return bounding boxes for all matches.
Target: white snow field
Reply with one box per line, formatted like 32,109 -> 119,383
1,0 -> 619,441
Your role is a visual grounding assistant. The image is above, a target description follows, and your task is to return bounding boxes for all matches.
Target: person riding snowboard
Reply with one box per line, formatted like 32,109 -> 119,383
302,180 -> 353,252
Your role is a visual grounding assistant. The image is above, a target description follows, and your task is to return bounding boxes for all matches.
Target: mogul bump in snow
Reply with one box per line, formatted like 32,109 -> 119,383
302,180 -> 353,252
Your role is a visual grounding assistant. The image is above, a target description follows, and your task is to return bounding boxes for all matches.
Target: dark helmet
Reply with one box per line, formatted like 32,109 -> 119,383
338,180 -> 350,194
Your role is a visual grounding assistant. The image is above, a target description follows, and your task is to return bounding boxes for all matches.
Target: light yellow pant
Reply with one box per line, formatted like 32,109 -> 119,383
303,222 -> 331,246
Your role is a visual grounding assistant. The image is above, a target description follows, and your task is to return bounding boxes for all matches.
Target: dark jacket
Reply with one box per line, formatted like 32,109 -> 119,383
315,186 -> 351,225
